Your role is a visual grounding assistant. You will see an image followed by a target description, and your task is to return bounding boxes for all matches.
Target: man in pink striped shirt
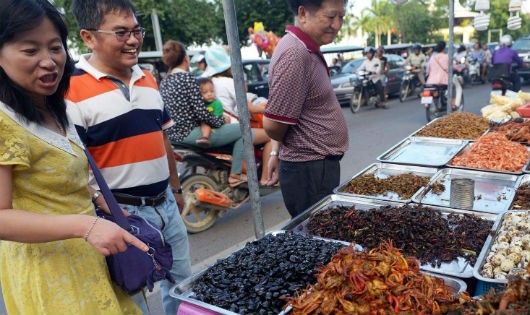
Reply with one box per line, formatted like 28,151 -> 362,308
264,0 -> 349,217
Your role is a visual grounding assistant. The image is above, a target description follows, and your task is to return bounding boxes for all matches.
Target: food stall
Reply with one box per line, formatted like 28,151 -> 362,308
171,111 -> 530,314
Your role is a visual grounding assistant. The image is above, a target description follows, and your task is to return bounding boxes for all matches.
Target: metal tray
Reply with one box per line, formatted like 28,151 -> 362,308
447,142 -> 530,175
410,117 -> 489,141
281,194 -> 499,278
334,162 -> 438,203
488,118 -> 530,146
377,137 -> 468,167
170,230 -> 350,315
510,174 -> 530,210
473,211 -> 528,285
411,168 -> 519,213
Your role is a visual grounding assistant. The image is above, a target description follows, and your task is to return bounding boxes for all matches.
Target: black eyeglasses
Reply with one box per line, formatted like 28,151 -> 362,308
88,27 -> 146,42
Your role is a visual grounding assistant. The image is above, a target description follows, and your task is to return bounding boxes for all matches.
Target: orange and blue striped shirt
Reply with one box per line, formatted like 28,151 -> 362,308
66,55 -> 174,197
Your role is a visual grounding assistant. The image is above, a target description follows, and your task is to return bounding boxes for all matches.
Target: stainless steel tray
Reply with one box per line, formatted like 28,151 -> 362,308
447,142 -> 530,175
377,137 -> 468,167
510,174 -> 530,210
410,117 -> 489,141
334,162 -> 439,203
281,194 -> 499,278
170,230 -> 349,315
473,211 -> 528,285
411,168 -> 519,213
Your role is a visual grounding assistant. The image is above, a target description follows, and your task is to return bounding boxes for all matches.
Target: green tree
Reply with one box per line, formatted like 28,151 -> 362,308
212,0 -> 292,46
394,0 -> 441,44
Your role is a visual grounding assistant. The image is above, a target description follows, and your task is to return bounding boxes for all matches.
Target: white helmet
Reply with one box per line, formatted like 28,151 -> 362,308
500,34 -> 513,47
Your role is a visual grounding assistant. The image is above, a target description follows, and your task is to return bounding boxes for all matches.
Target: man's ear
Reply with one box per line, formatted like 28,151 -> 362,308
79,29 -> 97,50
298,5 -> 308,24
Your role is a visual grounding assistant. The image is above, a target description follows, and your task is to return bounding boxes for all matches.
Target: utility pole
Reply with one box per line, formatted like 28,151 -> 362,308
151,9 -> 163,51
447,0 -> 455,115
221,0 -> 265,239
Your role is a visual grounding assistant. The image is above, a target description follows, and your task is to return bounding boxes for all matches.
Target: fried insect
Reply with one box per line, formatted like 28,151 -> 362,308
306,205 -> 492,267
285,241 -> 471,315
415,112 -> 490,139
345,173 -> 431,199
457,264 -> 530,314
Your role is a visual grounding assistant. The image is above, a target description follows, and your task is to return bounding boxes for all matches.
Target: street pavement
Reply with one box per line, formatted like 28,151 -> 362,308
0,82 -> 513,315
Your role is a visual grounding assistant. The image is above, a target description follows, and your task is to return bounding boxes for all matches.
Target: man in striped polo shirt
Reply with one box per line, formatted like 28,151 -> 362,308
66,1 -> 191,314
264,0 -> 349,218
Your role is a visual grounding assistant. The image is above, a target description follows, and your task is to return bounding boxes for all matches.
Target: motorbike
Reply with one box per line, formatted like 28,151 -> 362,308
422,68 -> 465,122
489,63 -> 515,96
173,143 -> 278,233
468,58 -> 483,85
350,70 -> 383,113
399,65 -> 423,102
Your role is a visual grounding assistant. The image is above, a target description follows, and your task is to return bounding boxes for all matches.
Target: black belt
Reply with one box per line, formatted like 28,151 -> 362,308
113,192 -> 166,207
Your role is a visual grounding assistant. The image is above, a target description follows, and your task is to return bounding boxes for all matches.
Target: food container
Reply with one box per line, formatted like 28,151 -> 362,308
472,211 -> 529,295
170,231 -> 348,315
510,173 -> 530,210
411,168 -> 519,213
281,194 -> 499,278
516,103 -> 530,118
334,163 -> 438,203
488,118 -> 530,145
447,142 -> 530,175
377,137 -> 468,167
410,113 -> 490,141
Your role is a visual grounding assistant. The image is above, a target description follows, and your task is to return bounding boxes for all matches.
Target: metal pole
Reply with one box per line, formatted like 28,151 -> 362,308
221,0 -> 265,239
447,0 -> 455,115
151,9 -> 163,51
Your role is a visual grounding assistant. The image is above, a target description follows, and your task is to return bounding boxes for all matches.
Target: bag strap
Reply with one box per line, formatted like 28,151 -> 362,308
84,148 -> 130,230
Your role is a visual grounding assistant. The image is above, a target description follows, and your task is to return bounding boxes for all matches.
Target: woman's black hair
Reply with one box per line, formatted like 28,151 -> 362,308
0,0 -> 74,129
162,40 -> 187,71
457,44 -> 466,53
287,0 -> 348,14
435,41 -> 446,53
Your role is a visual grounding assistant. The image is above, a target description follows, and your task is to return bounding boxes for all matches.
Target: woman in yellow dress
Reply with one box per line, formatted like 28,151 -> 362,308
0,0 -> 148,314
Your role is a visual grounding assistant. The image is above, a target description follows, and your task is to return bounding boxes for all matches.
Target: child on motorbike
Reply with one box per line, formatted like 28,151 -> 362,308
196,77 -> 224,148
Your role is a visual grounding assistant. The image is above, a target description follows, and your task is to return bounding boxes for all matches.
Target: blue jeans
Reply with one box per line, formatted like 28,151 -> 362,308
181,124 -> 244,174
120,187 -> 192,315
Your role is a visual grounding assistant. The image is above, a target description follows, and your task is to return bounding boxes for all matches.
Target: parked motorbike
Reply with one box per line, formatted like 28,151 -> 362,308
173,143 -> 278,233
468,58 -> 483,85
399,65 -> 423,102
350,70 -> 382,113
422,70 -> 465,122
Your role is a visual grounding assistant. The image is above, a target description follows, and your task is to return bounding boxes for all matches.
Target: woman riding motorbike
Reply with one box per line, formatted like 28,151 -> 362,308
426,41 -> 464,110
159,40 -> 247,187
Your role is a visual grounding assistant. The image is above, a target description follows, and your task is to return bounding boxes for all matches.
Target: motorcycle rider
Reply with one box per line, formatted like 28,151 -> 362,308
359,47 -> 387,108
426,41 -> 464,110
470,41 -> 488,83
491,34 -> 525,92
403,43 -> 426,85
376,46 -> 389,102
453,44 -> 469,83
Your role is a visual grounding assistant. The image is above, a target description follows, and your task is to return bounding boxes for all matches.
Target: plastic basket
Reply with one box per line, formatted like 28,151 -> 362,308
474,280 -> 506,297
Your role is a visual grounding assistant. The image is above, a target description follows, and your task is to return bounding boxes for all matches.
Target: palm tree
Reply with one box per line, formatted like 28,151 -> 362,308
349,11 -> 373,46
364,0 -> 396,46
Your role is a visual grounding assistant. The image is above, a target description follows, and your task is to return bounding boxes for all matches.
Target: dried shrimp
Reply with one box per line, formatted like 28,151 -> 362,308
450,132 -> 529,172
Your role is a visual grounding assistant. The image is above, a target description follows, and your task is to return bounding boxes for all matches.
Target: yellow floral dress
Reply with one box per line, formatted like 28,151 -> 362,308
0,103 -> 140,315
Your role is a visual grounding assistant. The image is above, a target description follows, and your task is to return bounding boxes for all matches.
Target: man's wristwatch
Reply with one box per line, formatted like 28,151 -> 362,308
270,150 -> 279,156
91,190 -> 102,203
172,188 -> 183,194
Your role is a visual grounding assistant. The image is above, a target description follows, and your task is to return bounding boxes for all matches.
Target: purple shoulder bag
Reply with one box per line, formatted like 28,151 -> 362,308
84,148 -> 175,294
